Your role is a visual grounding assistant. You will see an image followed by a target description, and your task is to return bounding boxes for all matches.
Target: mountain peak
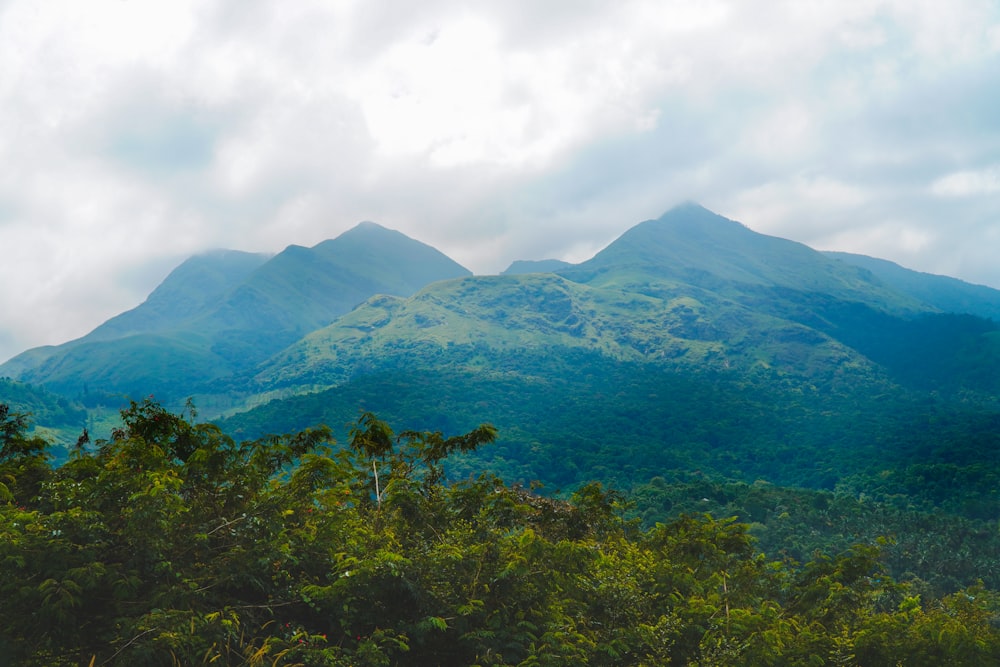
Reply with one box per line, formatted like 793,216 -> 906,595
571,204 -> 768,279
326,221 -> 439,251
560,205 -> 924,314
652,202 -> 748,233
351,220 -> 389,232
663,200 -> 717,216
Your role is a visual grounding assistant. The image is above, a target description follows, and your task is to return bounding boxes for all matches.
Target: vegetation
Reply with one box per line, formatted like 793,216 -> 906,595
629,474 -> 1000,598
0,378 -> 87,454
220,354 -> 1000,501
0,378 -> 85,430
3,400 -> 999,665
219,358 -> 1000,597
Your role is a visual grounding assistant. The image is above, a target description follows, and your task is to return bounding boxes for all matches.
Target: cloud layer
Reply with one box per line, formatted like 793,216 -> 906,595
2,0 -> 999,361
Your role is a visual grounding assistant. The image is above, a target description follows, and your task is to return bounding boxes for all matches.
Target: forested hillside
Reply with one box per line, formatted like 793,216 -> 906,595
0,378 -> 86,448
3,400 -> 998,665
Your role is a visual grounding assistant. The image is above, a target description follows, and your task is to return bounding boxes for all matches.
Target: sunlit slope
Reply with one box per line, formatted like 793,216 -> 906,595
252,272 -> 874,393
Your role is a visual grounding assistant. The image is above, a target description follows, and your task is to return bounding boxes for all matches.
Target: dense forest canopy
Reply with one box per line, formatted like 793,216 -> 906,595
2,400 -> 999,665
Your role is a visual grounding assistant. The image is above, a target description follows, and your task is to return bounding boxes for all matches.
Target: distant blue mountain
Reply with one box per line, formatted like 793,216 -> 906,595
0,222 -> 470,402
825,251 -> 1000,321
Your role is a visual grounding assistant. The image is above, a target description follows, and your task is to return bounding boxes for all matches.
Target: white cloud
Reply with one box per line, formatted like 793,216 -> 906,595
817,218 -> 935,257
1,0 -> 1000,361
724,174 -> 873,243
931,166 -> 1000,197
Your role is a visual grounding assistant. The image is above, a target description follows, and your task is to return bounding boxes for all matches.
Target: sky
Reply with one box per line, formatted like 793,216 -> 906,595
2,0 -> 999,362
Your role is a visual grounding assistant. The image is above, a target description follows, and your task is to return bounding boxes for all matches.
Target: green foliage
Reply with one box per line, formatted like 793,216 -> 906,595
0,403 -> 52,505
0,378 -> 88,459
630,473 -> 1000,597
220,352 -> 1000,500
0,378 -> 86,428
3,400 -> 1000,665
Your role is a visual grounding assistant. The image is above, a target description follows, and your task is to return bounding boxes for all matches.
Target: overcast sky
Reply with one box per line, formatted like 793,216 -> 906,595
2,0 -> 999,361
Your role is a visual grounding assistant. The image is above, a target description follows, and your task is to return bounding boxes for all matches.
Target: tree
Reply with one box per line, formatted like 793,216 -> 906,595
2,399 -> 1000,665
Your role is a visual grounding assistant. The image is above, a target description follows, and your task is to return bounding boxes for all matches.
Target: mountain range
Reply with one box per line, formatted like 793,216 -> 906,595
1,222 -> 469,403
3,203 -> 999,494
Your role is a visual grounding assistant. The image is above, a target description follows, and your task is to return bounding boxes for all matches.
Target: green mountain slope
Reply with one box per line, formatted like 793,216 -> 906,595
551,204 -> 1000,392
558,203 -> 926,314
250,272 -> 872,395
0,250 -> 270,377
189,222 -> 473,364
245,204 -> 1000,408
8,203 -> 1000,501
89,249 -> 271,341
1,222 -> 470,405
826,250 -> 1000,321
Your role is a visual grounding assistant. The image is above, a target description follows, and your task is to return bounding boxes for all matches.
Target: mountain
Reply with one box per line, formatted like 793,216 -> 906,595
180,222 -> 472,368
216,203 -> 1000,496
826,251 -> 1000,321
7,203 -> 1000,632
558,203 -> 926,314
0,249 -> 277,395
543,205 -> 1000,391
250,204 -> 957,397
0,222 -> 470,405
254,204 -> 997,399
1,250 -> 270,380
251,271 -> 870,395
89,249 -> 272,342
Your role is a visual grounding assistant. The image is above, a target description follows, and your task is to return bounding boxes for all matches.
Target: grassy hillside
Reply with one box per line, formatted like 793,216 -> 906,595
250,273 -> 872,394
